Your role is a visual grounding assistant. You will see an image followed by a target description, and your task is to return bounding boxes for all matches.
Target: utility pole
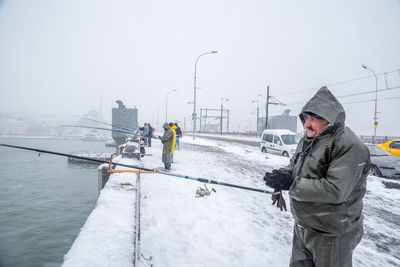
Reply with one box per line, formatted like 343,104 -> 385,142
220,98 -> 228,134
265,85 -> 269,129
362,64 -> 378,144
252,100 -> 259,135
205,109 -> 207,132
220,104 -> 223,134
200,109 -> 202,132
256,104 -> 259,135
227,109 -> 229,133
260,85 -> 285,130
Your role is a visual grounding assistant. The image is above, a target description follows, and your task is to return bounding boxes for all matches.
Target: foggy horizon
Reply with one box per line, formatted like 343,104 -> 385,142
0,0 -> 399,136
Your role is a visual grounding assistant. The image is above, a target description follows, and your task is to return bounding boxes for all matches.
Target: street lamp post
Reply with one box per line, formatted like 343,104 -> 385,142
265,85 -> 270,130
166,89 -> 177,122
252,100 -> 259,135
220,98 -> 228,134
362,64 -> 378,144
193,51 -> 218,140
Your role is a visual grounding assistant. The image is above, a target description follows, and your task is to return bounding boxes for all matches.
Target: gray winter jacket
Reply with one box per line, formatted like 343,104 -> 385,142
283,87 -> 371,235
160,122 -> 174,163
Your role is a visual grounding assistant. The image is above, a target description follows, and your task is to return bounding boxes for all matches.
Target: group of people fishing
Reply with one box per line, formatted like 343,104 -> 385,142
139,123 -> 154,147
140,121 -> 182,170
158,122 -> 182,170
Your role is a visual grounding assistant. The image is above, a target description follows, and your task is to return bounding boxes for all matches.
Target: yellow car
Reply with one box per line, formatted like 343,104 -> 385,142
378,139 -> 400,157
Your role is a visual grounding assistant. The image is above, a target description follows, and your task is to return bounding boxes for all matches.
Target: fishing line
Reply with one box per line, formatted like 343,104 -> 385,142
0,144 -> 272,195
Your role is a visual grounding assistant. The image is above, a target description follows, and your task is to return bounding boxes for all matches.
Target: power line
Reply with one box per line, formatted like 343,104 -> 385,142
251,83 -> 400,117
275,68 -> 400,97
341,96 -> 400,105
269,95 -> 400,116
336,86 -> 400,99
283,85 -> 400,106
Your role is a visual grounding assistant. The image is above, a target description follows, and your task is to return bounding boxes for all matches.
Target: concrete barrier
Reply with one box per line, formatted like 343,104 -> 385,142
97,163 -> 110,194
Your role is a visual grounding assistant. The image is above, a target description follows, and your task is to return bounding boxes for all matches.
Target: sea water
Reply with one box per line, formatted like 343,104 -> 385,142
0,137 -> 115,267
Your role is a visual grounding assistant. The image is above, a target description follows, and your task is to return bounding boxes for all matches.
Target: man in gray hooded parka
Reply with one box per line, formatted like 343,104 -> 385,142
264,87 -> 370,267
159,122 -> 174,170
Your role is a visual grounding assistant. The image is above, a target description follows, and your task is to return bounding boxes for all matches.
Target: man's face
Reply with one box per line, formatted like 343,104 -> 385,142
304,115 -> 328,138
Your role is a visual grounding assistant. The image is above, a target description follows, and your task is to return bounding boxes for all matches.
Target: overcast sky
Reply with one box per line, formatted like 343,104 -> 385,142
0,0 -> 399,135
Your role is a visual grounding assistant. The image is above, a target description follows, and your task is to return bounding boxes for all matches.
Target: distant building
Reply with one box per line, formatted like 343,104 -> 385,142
0,119 -> 28,135
26,125 -> 51,136
258,109 -> 297,133
112,100 -> 138,146
202,123 -> 219,133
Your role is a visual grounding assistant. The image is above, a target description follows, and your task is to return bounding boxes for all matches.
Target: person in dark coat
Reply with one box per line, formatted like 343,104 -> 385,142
159,122 -> 174,170
147,123 -> 153,147
263,86 -> 371,267
138,126 -> 145,146
143,123 -> 149,146
174,123 -> 182,150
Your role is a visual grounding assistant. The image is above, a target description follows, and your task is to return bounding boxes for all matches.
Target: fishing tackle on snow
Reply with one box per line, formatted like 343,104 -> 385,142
0,144 -> 273,195
195,183 -> 216,198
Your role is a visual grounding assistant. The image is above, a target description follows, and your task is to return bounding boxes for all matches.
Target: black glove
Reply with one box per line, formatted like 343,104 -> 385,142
271,189 -> 287,211
263,169 -> 294,191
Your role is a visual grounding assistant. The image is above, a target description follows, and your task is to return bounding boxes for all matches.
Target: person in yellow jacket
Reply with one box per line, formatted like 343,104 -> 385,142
169,123 -> 177,163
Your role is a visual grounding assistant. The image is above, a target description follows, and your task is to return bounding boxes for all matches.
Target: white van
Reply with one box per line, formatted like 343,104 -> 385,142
260,129 -> 300,157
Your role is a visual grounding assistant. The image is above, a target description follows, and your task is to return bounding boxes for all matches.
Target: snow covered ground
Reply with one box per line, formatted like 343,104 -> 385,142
62,161 -> 137,267
195,133 -> 260,141
63,135 -> 400,267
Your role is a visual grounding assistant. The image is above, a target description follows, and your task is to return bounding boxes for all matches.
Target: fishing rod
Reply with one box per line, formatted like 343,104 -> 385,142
61,125 -> 135,135
0,143 -> 272,195
63,125 -> 161,140
74,116 -> 164,140
74,115 -> 136,133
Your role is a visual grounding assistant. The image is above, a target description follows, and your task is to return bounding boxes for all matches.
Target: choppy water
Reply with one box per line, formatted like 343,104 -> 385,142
0,138 -> 115,267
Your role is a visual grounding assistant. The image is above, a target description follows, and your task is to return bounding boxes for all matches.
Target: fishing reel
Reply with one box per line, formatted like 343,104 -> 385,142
195,183 -> 216,198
